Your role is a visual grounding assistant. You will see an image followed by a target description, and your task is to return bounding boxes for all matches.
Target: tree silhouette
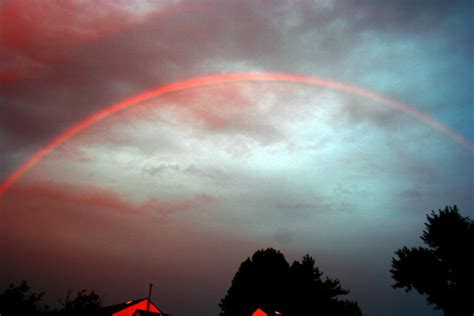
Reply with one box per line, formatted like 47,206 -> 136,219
219,248 -> 290,315
288,255 -> 360,315
57,289 -> 102,316
219,248 -> 362,316
390,205 -> 473,316
0,281 -> 49,316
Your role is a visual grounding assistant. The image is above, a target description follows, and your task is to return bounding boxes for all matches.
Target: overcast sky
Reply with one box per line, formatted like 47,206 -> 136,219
0,1 -> 473,315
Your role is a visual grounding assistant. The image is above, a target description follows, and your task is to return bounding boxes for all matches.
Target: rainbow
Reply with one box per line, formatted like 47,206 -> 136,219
1,72 -> 472,197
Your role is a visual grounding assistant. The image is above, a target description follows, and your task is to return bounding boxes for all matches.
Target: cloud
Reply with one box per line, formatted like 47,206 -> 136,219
0,0 -> 185,71
143,164 -> 181,176
399,188 -> 423,200
2,180 -> 216,219
334,0 -> 471,34
0,0 -> 282,179
1,0 -> 472,182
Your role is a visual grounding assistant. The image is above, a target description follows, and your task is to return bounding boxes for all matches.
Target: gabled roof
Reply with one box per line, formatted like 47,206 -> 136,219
95,298 -> 163,316
253,308 -> 268,316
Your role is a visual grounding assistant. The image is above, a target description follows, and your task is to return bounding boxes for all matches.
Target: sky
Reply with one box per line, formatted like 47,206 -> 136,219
0,1 -> 473,315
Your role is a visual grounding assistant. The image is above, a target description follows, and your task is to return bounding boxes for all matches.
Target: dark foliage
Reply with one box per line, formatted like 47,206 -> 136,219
0,281 -> 101,316
219,248 -> 362,316
390,205 -> 473,316
56,289 -> 102,316
0,281 -> 49,316
219,248 -> 290,315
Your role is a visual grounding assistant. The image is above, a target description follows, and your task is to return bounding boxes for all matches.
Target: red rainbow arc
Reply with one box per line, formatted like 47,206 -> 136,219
1,72 -> 472,197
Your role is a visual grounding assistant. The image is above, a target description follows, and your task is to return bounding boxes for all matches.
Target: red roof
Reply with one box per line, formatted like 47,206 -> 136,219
253,308 -> 267,316
98,298 -> 163,316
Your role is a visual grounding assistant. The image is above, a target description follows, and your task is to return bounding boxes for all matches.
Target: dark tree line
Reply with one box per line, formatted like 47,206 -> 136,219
219,248 -> 363,316
0,281 -> 101,316
2,205 -> 472,316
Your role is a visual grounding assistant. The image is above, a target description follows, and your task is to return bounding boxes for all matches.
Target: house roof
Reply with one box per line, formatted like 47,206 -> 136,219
97,298 -> 147,315
253,308 -> 268,316
95,298 -> 164,316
